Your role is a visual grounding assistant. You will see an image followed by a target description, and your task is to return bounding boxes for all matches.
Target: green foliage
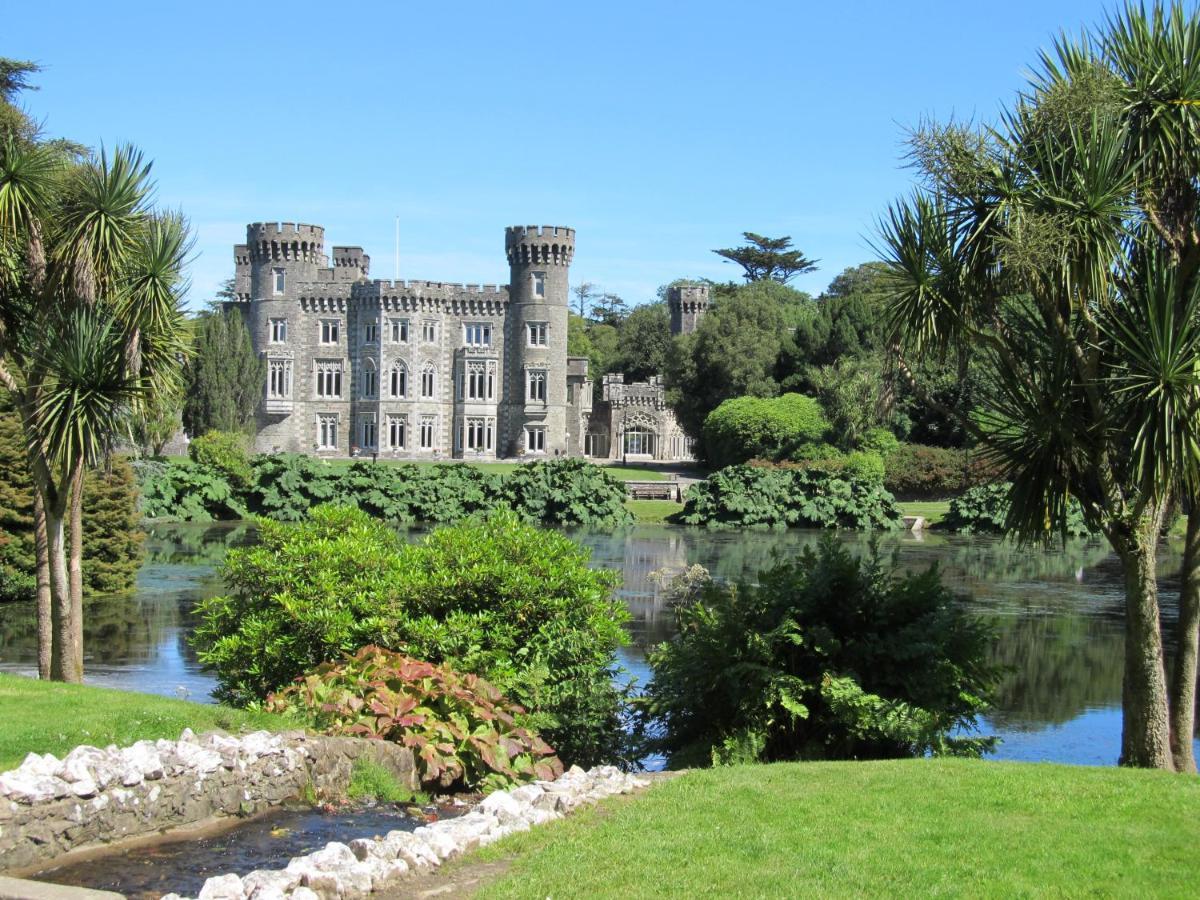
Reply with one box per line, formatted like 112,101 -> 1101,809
345,759 -> 418,804
702,394 -> 830,468
134,459 -> 244,522
639,538 -> 998,767
678,464 -> 902,530
267,646 -> 564,791
713,233 -> 818,284
615,302 -> 672,382
860,427 -> 901,457
188,430 -> 252,488
944,483 -> 1098,537
182,303 -> 264,438
193,506 -> 630,766
77,459 -> 146,595
499,458 -> 633,528
843,451 -> 885,483
882,443 -> 1000,499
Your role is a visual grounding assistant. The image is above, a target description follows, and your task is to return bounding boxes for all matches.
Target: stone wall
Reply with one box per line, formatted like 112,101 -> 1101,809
0,730 -> 416,872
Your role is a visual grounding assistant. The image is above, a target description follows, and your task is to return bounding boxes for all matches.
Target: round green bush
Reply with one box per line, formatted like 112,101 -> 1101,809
703,394 -> 830,468
188,430 -> 252,488
860,427 -> 901,457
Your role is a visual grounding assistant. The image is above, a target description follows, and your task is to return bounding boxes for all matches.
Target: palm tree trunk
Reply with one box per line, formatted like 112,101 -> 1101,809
68,462 -> 85,677
1117,528 -> 1174,769
1170,506 -> 1200,773
45,498 -> 76,682
32,491 -> 52,680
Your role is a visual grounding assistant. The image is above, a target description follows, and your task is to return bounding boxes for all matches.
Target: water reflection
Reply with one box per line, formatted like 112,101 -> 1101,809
0,522 -> 1192,766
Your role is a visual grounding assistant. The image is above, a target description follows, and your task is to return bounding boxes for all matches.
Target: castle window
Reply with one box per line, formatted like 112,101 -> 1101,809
459,360 -> 492,401
387,414 -> 407,450
461,416 -> 494,452
532,272 -> 545,299
359,414 -> 377,450
317,414 -> 338,450
361,361 -> 378,399
463,322 -> 491,348
527,322 -> 548,347
315,360 -> 342,398
421,363 -> 437,399
422,320 -> 438,343
364,322 -> 379,344
320,320 -> 340,344
270,318 -> 287,343
390,319 -> 409,343
273,268 -> 285,295
624,428 -> 656,456
389,361 -> 408,398
267,358 -> 292,398
525,426 -> 546,453
419,415 -> 436,450
527,368 -> 547,403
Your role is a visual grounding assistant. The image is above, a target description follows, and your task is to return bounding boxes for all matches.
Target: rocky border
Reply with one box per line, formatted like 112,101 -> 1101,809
171,765 -> 651,900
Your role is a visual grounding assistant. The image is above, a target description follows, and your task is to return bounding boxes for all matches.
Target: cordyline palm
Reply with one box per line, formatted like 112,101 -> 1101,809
875,2 -> 1200,771
0,135 -> 190,682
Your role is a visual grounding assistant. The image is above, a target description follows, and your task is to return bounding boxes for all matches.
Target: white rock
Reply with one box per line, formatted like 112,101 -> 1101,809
56,745 -> 106,785
287,889 -> 319,900
69,777 -> 98,798
307,842 -> 357,872
123,740 -> 165,780
179,727 -> 197,742
20,752 -> 60,778
242,869 -> 299,900
0,770 -> 65,803
174,741 -> 223,774
479,790 -> 524,824
198,873 -> 245,900
509,784 -> 545,805
412,826 -> 458,860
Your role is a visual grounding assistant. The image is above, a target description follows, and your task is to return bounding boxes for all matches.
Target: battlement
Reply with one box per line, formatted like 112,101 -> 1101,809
332,246 -> 369,268
366,279 -> 507,295
246,222 -> 326,264
247,221 -> 325,240
505,224 -> 575,267
667,283 -> 711,306
668,283 -> 711,336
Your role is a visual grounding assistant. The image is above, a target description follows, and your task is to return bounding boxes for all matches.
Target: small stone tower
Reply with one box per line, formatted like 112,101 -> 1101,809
236,222 -> 328,301
668,283 -> 711,336
504,225 -> 574,455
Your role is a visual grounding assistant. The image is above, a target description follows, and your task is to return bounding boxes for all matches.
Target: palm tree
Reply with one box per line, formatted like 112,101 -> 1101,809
0,137 -> 190,681
876,2 -> 1200,771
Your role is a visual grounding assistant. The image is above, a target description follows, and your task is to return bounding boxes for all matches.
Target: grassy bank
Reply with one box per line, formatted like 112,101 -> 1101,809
477,759 -> 1200,898
0,674 -> 284,770
897,500 -> 950,526
624,499 -> 684,523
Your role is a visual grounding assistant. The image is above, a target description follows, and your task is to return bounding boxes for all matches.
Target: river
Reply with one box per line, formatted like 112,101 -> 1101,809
0,521 -> 1195,767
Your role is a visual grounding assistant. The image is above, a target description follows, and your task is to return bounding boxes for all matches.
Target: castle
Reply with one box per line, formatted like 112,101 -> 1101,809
230,222 -> 706,461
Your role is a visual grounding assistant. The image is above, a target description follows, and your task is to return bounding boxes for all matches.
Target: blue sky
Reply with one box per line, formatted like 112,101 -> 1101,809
10,1 -> 1116,308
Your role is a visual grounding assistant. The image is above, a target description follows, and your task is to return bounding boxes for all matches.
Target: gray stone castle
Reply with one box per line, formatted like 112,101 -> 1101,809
231,221 -> 705,461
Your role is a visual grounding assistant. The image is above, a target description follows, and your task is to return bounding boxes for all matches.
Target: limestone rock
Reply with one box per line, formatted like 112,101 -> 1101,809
198,873 -> 245,900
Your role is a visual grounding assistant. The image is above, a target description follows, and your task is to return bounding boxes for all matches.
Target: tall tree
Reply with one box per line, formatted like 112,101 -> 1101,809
714,232 -> 818,284
572,281 -> 597,319
616,302 -> 671,382
182,288 -> 264,438
877,1 -> 1200,770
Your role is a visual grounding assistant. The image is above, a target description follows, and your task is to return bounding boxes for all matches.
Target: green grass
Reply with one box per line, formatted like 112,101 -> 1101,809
625,499 -> 684,523
897,500 -> 951,527
346,758 -> 424,804
0,674 -> 286,770
478,759 -> 1200,898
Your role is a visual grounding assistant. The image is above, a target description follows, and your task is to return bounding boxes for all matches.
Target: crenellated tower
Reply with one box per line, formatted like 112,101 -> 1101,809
240,222 -> 328,301
504,225 -> 574,455
668,283 -> 711,336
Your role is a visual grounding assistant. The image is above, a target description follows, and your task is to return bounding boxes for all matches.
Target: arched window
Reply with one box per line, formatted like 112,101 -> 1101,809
389,361 -> 408,398
361,359 -> 377,399
421,363 -> 437,399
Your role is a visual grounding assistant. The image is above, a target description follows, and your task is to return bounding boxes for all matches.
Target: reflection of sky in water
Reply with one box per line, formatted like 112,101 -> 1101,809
0,522 -> 1195,767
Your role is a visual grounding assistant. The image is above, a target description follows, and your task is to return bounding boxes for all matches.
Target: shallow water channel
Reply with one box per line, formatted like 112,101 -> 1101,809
0,521 -> 1196,767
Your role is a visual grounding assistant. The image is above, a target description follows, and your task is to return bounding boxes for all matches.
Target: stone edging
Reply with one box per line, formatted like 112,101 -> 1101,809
171,765 -> 651,900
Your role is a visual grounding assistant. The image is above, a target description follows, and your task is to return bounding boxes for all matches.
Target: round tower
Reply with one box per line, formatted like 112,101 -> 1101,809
245,222 -> 326,301
668,283 -> 711,335
504,225 -> 575,456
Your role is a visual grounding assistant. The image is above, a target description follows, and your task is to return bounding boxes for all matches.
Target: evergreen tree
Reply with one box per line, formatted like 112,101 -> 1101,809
183,290 -> 264,437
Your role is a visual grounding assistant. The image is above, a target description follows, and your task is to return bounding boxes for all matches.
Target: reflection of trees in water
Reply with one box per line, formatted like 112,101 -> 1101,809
142,522 -> 254,567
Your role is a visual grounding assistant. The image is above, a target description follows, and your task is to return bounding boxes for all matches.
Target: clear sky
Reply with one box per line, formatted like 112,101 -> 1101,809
9,1 -> 1119,309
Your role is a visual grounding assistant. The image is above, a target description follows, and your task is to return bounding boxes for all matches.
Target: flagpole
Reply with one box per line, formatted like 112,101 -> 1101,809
394,216 -> 400,282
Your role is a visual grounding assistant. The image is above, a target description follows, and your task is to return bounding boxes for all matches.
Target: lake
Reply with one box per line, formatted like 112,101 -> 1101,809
0,521 -> 1195,767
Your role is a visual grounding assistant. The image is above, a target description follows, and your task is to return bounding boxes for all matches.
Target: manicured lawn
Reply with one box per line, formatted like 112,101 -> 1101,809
477,759 -> 1200,898
0,674 -> 285,771
898,500 -> 951,527
625,499 -> 684,523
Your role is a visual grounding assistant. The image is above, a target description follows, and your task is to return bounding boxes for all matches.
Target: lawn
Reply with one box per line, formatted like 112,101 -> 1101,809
0,674 -> 285,771
476,759 -> 1200,898
897,500 -> 951,527
625,499 -> 684,523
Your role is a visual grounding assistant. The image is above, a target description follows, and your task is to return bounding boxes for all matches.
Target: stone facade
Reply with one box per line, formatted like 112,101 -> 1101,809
232,223 -> 704,463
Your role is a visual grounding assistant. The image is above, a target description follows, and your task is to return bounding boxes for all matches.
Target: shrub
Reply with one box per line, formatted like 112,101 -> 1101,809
860,427 -> 901,457
786,441 -> 845,465
881,443 -> 1001,499
267,646 -> 563,791
246,453 -> 342,521
639,537 -> 998,767
193,506 -> 630,766
943,483 -> 1098,537
499,457 -> 632,528
188,430 -> 253,488
702,394 -> 830,468
135,459 -> 244,522
678,465 -> 901,530
77,459 -> 146,595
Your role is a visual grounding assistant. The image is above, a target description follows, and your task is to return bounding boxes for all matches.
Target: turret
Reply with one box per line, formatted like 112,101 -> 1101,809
504,225 -> 574,455
668,283 -> 710,335
244,222 -> 327,301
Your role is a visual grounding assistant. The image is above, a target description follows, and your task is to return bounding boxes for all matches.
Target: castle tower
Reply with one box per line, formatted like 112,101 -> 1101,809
504,225 -> 574,456
668,283 -> 711,335
241,222 -> 327,301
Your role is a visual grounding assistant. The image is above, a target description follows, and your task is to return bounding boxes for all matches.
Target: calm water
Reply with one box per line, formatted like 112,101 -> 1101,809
0,521 -> 1195,767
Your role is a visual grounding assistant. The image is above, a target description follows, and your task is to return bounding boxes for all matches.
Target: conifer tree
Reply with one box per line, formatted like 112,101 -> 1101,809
183,291 -> 264,438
